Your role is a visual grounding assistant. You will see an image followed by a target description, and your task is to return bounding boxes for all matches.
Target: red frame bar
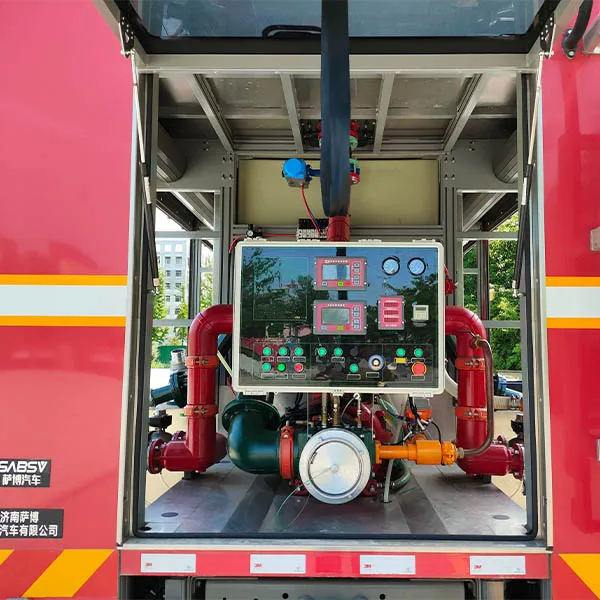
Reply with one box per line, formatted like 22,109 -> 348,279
120,549 -> 549,579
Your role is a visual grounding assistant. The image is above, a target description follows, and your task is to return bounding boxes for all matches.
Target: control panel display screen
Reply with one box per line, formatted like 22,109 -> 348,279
323,264 -> 350,281
322,308 -> 350,325
233,242 -> 443,393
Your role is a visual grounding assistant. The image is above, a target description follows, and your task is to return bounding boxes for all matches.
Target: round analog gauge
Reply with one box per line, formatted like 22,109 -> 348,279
407,257 -> 426,276
382,256 -> 400,276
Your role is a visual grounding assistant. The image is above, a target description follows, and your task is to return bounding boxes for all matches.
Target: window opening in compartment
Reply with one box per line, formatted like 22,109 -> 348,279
125,0 -> 547,41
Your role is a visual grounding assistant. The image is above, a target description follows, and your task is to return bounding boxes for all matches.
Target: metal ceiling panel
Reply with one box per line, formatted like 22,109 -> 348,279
161,118 -> 218,140
208,77 -> 286,108
460,119 -> 516,139
228,119 -> 292,134
390,76 -> 467,112
159,76 -> 199,105
478,74 -> 517,107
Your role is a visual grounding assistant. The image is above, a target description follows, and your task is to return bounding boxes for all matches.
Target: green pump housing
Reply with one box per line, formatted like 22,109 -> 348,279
221,396 -> 377,476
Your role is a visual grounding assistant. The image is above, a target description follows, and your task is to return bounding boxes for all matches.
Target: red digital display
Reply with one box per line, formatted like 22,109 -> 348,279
314,257 -> 366,290
378,297 -> 405,330
313,301 -> 367,335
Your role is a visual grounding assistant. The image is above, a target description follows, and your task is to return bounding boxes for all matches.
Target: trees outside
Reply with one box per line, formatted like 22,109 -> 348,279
152,270 -> 169,343
463,214 -> 521,371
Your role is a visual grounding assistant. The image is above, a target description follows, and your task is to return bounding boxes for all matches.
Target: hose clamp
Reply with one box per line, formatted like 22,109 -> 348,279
455,407 -> 488,421
455,357 -> 486,371
279,425 -> 295,479
184,404 -> 218,418
185,355 -> 220,369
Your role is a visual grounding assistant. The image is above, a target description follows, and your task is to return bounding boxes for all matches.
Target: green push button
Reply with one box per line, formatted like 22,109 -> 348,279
277,363 -> 286,372
396,348 -> 406,358
333,347 -> 343,357
414,348 -> 424,358
349,364 -> 359,374
278,347 -> 289,356
294,347 -> 304,356
263,347 -> 272,356
317,347 -> 327,357
262,363 -> 272,372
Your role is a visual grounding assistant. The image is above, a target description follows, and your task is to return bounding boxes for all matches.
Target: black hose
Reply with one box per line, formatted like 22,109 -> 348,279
461,338 -> 495,459
320,0 -> 351,218
562,0 -> 593,57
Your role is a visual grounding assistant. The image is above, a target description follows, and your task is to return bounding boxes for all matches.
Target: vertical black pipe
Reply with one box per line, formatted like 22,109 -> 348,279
320,0 -> 351,217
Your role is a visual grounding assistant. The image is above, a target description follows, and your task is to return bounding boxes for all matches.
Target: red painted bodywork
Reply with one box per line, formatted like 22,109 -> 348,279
543,28 -> 600,556
446,306 -> 524,478
0,0 -> 131,559
4,0 -> 600,594
151,305 -> 233,473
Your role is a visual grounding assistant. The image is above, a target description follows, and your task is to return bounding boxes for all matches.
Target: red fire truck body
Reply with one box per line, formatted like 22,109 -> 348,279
1,1 -> 600,598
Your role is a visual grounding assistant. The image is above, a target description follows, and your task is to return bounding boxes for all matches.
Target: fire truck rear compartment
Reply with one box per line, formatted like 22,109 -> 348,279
138,41 -> 535,541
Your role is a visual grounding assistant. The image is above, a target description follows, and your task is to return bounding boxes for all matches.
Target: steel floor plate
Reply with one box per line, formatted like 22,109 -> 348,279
144,460 -> 526,536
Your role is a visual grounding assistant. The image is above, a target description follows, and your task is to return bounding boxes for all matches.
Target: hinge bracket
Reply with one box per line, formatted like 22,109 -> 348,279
119,14 -> 135,58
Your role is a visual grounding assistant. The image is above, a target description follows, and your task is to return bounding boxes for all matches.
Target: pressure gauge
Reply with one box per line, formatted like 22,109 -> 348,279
407,257 -> 426,276
382,256 -> 400,276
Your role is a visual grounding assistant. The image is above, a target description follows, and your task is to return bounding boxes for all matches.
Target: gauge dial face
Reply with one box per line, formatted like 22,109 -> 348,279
382,256 -> 400,276
407,257 -> 426,276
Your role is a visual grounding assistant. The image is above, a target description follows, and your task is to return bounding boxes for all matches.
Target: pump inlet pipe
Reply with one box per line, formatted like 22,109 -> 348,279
148,304 -> 233,474
445,306 -> 524,479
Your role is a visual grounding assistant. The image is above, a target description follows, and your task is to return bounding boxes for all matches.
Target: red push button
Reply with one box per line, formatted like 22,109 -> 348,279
411,362 -> 427,376
294,363 -> 304,373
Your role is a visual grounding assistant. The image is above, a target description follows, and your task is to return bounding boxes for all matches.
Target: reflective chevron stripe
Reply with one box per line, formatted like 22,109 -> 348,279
546,277 -> 600,329
0,274 -> 127,327
0,549 -> 116,598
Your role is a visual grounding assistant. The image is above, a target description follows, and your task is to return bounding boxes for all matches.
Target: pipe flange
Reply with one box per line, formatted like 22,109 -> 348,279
299,429 -> 371,504
222,396 -> 280,432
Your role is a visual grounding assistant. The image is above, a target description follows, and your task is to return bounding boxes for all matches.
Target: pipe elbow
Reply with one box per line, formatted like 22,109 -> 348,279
445,305 -> 487,340
189,304 -> 233,355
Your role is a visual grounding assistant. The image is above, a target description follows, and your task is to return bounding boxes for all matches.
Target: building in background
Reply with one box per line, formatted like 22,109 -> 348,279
156,240 -> 189,318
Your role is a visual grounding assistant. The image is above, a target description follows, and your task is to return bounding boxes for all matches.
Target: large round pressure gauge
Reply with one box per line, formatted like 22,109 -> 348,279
407,257 -> 426,276
382,256 -> 400,276
299,429 -> 371,504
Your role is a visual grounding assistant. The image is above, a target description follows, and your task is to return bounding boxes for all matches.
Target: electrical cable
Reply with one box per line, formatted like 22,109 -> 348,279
228,233 -> 296,254
428,420 -> 442,442
301,186 -> 321,233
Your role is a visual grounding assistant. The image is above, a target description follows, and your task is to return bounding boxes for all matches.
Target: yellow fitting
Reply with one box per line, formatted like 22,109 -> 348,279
375,439 -> 458,466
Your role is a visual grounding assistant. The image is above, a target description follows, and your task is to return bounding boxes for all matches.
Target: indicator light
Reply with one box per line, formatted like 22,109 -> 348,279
414,348 -> 424,358
412,362 -> 427,376
294,363 -> 304,373
262,363 -> 272,372
317,347 -> 327,357
278,347 -> 289,356
294,347 -> 304,356
333,347 -> 343,357
263,347 -> 272,356
349,364 -> 359,374
277,363 -> 286,372
396,348 -> 406,357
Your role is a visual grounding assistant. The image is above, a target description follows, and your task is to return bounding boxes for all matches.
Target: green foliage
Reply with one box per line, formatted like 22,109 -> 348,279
152,271 -> 169,343
463,214 -> 521,371
200,270 -> 213,311
174,286 -> 189,345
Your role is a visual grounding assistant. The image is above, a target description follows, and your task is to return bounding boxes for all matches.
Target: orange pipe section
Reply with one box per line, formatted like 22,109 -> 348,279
376,439 -> 457,466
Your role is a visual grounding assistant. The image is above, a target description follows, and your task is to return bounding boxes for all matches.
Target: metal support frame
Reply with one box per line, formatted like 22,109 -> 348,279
457,231 -> 518,240
443,74 -> 488,152
280,73 -> 304,154
373,73 -> 395,153
463,193 -> 507,231
171,191 -> 215,229
159,104 -> 517,122
187,75 -> 234,152
137,54 -> 539,75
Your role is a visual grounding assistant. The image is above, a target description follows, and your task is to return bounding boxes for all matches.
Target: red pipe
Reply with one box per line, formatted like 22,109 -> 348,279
327,215 -> 351,241
150,304 -> 233,474
445,305 -> 524,479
